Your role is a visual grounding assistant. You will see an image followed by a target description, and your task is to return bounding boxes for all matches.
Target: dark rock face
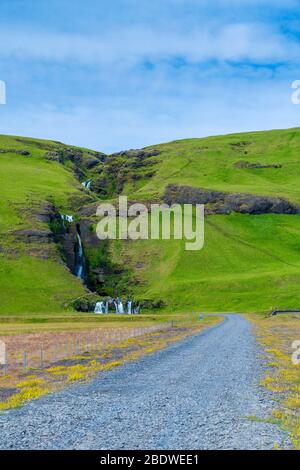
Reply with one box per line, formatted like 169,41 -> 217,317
34,202 -> 60,224
229,141 -> 251,151
14,229 -> 53,243
72,297 -> 95,312
235,161 -> 282,169
95,152 -> 107,163
89,148 -> 160,198
110,148 -> 160,159
78,203 -> 99,218
44,146 -> 105,173
220,193 -> 298,215
164,185 -> 223,206
163,184 -> 300,215
77,219 -> 99,249
45,148 -> 83,164
61,225 -> 77,274
74,166 -> 86,180
0,149 -> 30,156
85,157 -> 101,169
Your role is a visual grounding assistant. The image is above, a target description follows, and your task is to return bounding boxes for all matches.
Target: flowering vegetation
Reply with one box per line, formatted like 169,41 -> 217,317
250,315 -> 300,449
0,315 -> 221,410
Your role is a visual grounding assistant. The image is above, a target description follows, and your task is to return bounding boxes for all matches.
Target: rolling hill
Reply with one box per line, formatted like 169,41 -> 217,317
1,128 -> 300,314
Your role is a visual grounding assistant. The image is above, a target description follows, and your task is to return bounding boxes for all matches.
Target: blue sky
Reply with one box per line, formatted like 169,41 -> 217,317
0,0 -> 300,152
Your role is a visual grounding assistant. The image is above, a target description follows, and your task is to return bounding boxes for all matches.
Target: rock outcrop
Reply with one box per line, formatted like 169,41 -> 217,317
0,148 -> 30,156
14,229 -> 53,243
163,184 -> 300,215
235,161 -> 282,169
110,148 -> 160,159
89,147 -> 161,197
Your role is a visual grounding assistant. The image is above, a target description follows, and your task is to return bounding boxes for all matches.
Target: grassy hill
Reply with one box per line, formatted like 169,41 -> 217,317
111,213 -> 300,312
1,128 -> 300,314
0,135 -> 89,314
94,127 -> 300,203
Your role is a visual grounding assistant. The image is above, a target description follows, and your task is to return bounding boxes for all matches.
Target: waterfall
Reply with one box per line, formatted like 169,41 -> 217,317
94,300 -> 109,314
94,301 -> 104,314
75,232 -> 83,278
82,180 -> 91,190
61,214 -> 73,223
118,299 -> 124,314
102,299 -> 138,314
75,227 -> 86,280
60,214 -> 73,232
113,298 -> 124,314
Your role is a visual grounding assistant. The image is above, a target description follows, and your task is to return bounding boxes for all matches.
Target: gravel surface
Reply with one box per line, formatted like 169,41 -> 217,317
0,315 -> 291,450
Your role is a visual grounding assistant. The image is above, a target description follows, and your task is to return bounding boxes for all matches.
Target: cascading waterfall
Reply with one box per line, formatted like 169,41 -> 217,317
60,214 -> 73,232
82,179 -> 91,190
94,301 -> 109,314
75,227 -> 86,280
61,214 -> 73,223
113,298 -> 124,314
94,301 -> 104,314
93,298 -> 139,314
118,299 -> 124,314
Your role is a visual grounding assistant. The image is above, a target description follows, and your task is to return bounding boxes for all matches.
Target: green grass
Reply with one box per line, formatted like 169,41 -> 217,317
0,139 -> 79,232
0,135 -> 87,314
2,129 -> 300,314
110,213 -> 300,312
0,256 -> 86,314
122,128 -> 300,203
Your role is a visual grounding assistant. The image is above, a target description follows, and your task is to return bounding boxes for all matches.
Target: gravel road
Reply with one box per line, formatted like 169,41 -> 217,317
0,315 -> 291,450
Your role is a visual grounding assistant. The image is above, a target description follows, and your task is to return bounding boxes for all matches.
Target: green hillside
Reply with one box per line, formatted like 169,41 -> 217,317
92,127 -> 300,203
0,135 -> 89,314
1,128 -> 300,314
111,213 -> 300,312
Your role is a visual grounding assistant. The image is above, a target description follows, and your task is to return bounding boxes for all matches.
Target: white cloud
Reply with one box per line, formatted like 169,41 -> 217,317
0,22 -> 298,65
0,80 -> 298,152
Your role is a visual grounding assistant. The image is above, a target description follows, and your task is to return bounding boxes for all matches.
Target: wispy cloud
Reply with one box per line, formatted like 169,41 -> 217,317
0,78 -> 297,153
0,22 -> 298,65
0,0 -> 299,151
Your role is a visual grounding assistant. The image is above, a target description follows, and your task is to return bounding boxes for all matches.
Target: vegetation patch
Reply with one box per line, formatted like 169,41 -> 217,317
249,314 -> 300,449
0,315 -> 221,411
3,130 -> 300,313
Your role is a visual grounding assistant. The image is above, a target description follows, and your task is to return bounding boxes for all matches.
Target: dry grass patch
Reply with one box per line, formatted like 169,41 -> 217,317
0,316 -> 222,411
248,314 -> 300,449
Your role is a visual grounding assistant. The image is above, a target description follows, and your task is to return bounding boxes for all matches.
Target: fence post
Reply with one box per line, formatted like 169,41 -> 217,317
4,349 -> 8,375
40,348 -> 43,369
24,351 -> 27,370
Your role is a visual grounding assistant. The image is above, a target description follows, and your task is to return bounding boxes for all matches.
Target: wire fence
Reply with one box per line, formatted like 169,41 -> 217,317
0,322 -> 172,376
